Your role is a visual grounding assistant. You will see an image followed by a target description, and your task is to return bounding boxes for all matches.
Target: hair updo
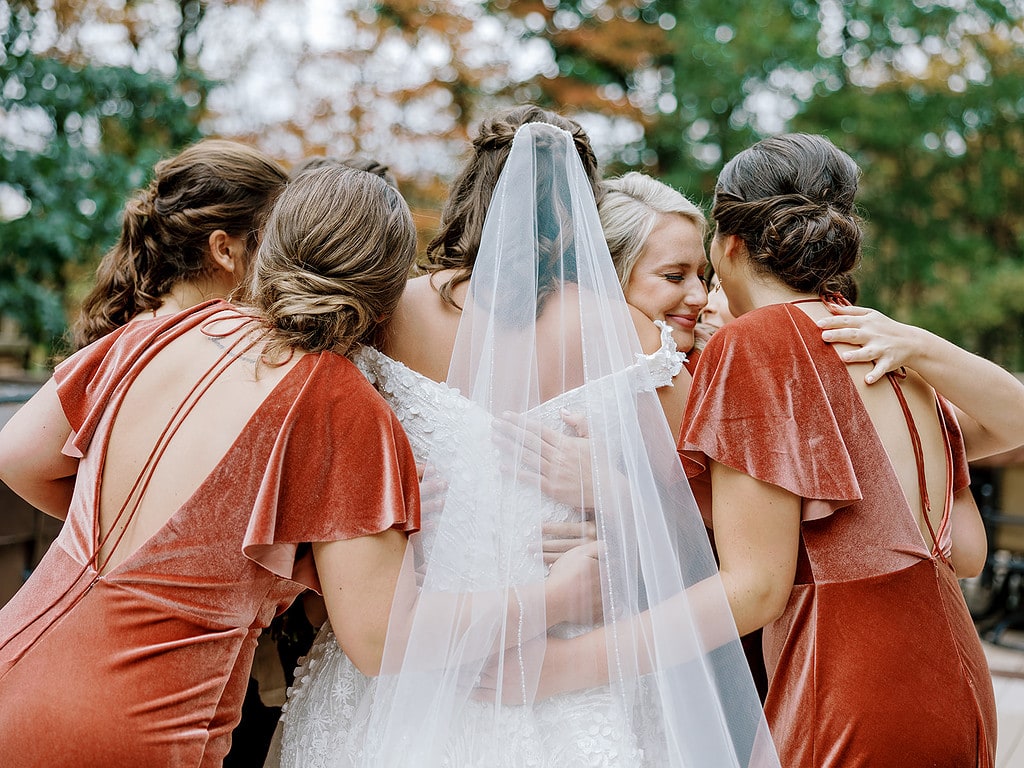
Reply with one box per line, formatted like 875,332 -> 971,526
247,165 -> 416,358
72,139 -> 288,349
425,104 -> 601,308
712,133 -> 862,295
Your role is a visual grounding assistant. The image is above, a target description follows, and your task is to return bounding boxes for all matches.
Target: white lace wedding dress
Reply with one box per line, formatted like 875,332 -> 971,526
267,323 -> 685,768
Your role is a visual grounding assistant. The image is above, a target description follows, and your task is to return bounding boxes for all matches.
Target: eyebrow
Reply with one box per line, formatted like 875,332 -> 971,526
650,258 -> 707,271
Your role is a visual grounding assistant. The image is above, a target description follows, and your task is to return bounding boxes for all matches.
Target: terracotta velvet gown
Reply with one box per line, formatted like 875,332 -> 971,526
0,302 -> 419,767
680,302 -> 996,768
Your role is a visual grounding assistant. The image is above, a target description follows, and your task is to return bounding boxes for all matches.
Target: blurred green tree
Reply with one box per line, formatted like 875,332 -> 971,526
0,2 -> 208,360
487,0 -> 1024,368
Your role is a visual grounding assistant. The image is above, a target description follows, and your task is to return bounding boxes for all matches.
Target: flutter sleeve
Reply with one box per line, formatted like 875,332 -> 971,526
678,306 -> 862,524
53,324 -> 149,458
243,353 -> 420,591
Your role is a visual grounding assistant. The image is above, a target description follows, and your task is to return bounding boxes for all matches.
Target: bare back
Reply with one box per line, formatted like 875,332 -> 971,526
795,302 -> 950,548
384,271 -> 682,416
382,272 -> 464,385
97,313 -> 304,574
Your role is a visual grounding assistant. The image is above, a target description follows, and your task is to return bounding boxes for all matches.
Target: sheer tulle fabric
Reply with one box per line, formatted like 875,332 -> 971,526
274,123 -> 778,767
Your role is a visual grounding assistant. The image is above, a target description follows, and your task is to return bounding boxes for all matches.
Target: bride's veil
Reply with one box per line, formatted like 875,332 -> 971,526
358,122 -> 778,767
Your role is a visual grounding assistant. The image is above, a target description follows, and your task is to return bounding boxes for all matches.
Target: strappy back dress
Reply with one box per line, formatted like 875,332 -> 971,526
0,301 -> 419,767
679,302 -> 996,768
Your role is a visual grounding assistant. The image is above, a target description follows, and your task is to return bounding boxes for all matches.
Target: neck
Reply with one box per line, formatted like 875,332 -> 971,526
743,277 -> 818,312
158,280 -> 224,316
725,258 -> 818,316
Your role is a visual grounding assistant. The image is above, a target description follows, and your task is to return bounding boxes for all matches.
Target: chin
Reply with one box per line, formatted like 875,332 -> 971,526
671,329 -> 695,354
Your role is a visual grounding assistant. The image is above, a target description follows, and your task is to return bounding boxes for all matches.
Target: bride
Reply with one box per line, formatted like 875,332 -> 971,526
268,108 -> 777,767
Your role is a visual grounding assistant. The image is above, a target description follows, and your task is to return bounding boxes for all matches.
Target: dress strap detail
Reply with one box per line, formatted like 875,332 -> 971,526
886,373 -> 949,564
93,325 -> 262,573
0,319 -> 264,659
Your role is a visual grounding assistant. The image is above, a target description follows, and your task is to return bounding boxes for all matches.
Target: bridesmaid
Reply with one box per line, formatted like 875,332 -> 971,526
679,133 -> 1011,766
0,165 -> 422,766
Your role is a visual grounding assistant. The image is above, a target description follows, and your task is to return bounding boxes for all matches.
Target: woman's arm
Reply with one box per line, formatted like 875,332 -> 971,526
0,377 -> 78,519
818,306 -> 1024,461
313,528 -> 408,676
317,530 -> 604,678
948,487 -> 988,579
708,460 -> 801,637
483,460 -> 801,702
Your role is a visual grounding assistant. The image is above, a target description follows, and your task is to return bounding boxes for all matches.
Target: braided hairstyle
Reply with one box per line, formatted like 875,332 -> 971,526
248,165 -> 417,359
425,105 -> 602,308
72,139 -> 288,349
712,133 -> 862,296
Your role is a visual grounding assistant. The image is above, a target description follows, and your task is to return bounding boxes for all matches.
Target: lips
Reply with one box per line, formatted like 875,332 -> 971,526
665,314 -> 697,329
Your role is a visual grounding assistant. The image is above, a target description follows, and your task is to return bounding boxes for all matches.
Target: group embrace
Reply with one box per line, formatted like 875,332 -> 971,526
0,105 -> 1021,768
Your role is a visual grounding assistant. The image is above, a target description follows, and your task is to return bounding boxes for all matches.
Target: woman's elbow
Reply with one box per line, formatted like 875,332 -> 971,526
754,581 -> 791,628
727,575 -> 791,636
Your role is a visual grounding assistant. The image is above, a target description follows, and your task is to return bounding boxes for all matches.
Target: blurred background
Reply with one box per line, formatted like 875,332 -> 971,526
2,3 -> 1024,760
1,0 -> 1022,370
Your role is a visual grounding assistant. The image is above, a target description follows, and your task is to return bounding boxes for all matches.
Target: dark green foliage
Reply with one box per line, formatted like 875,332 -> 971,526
500,0 -> 1024,368
0,8 -> 207,357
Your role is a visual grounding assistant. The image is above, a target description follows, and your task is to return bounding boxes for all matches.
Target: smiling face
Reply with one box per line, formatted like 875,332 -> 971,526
623,213 -> 708,352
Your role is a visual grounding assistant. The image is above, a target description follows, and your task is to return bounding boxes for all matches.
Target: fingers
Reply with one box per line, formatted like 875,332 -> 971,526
559,409 -> 589,438
864,361 -> 889,385
818,304 -> 870,319
571,539 -> 603,560
542,521 -> 597,541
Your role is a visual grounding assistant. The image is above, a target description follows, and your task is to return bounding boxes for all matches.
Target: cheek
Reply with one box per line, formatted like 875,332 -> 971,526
624,278 -> 658,314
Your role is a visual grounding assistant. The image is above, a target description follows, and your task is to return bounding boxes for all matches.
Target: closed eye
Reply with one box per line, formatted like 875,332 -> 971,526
663,274 -> 685,283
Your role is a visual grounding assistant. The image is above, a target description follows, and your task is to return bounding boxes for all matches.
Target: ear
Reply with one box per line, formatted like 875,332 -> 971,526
208,230 -> 244,275
719,233 -> 748,262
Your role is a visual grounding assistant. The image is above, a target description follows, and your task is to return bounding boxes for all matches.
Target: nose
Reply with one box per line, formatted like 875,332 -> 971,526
687,277 -> 708,310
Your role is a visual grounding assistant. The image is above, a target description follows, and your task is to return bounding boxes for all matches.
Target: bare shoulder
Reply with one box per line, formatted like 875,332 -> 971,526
384,271 -> 462,383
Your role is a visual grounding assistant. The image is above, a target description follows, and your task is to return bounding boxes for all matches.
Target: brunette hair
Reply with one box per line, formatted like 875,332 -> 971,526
248,165 -> 417,358
712,133 -> 862,295
425,105 -> 602,308
290,155 -> 399,190
72,139 -> 287,349
598,172 -> 707,291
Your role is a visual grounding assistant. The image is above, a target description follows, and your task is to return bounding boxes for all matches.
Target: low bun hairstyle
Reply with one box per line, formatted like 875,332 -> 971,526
712,133 -> 862,295
247,165 -> 416,358
425,105 -> 601,308
72,139 -> 287,349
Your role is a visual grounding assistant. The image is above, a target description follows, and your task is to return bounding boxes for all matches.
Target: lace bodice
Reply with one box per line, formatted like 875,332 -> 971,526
268,324 -> 684,768
352,322 -> 684,591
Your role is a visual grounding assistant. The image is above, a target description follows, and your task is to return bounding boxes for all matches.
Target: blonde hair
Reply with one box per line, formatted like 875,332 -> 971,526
247,166 -> 417,358
598,172 -> 707,291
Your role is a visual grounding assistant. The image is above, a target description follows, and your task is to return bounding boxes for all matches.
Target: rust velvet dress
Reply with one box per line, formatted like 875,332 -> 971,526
679,302 -> 996,768
0,302 -> 419,767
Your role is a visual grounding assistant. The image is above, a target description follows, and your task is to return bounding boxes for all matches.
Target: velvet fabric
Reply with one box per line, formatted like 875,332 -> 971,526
0,302 -> 419,767
679,303 -> 995,768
